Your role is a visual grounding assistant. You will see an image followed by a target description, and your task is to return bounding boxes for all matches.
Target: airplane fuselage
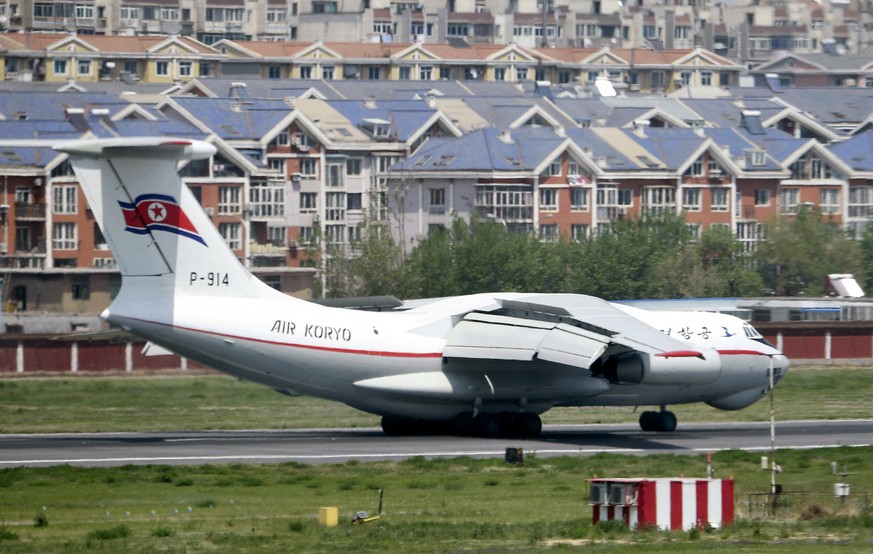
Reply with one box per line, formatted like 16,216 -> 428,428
107,291 -> 787,422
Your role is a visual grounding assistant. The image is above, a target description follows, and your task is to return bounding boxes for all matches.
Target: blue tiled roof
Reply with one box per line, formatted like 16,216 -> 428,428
171,97 -> 292,140
829,130 -> 873,171
328,99 -> 438,142
395,127 -> 564,172
0,90 -> 128,120
628,128 -> 706,170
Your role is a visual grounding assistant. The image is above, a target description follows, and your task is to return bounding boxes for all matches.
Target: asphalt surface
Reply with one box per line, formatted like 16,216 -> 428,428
1,419 -> 871,467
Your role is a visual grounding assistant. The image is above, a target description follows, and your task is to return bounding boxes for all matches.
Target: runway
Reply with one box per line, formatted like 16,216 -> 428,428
1,420 -> 871,467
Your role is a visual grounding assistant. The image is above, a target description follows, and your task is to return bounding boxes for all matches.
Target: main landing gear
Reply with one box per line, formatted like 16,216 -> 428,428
380,412 -> 543,438
639,408 -> 677,432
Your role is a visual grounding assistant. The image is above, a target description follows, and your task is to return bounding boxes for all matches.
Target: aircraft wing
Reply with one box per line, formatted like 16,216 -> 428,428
442,293 -> 717,385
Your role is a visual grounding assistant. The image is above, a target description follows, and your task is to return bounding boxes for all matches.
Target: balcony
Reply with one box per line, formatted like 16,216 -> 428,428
15,204 -> 46,220
249,241 -> 287,256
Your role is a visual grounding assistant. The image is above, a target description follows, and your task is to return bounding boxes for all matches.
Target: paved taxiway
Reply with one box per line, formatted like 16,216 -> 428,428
1,420 -> 871,467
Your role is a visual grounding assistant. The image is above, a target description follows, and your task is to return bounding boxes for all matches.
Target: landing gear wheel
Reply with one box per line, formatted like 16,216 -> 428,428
453,412 -> 476,436
476,414 -> 502,437
516,413 -> 543,437
381,415 -> 408,436
639,410 -> 677,432
639,411 -> 659,432
657,410 -> 677,432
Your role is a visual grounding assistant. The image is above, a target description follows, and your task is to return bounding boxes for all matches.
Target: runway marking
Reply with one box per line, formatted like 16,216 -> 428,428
2,443 -> 871,467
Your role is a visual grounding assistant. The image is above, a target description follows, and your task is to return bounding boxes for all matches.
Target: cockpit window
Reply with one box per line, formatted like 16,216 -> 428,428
753,336 -> 776,348
743,323 -> 762,338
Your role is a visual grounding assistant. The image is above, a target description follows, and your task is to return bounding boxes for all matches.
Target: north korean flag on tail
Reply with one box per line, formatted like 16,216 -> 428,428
119,193 -> 207,246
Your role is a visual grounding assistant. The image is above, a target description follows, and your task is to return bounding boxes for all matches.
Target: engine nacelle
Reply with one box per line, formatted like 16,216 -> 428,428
602,350 -> 722,386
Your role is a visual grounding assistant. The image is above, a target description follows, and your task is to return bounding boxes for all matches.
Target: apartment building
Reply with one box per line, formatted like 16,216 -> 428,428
1,0 -> 870,67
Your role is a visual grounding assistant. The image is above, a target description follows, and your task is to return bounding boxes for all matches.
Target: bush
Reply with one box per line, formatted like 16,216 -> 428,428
0,527 -> 19,541
33,513 -> 48,528
87,524 -> 131,541
150,526 -> 174,538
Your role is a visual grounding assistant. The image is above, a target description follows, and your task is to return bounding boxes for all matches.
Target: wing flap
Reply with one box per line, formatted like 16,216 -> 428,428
443,312 -> 553,361
536,323 -> 610,367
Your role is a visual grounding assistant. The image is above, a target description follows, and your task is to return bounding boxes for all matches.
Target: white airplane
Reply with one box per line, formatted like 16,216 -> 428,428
56,137 -> 789,437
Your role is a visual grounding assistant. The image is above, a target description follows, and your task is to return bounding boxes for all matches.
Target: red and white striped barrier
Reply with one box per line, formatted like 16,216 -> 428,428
589,478 -> 734,531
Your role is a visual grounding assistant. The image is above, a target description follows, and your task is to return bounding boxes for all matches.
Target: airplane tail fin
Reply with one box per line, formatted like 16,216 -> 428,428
57,137 -> 268,301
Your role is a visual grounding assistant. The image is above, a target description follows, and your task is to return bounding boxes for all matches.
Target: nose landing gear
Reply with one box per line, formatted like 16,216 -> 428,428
639,408 -> 677,432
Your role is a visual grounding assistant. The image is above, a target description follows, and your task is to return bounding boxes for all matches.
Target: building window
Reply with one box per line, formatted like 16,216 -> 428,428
300,158 -> 317,176
274,130 -> 289,146
53,222 -> 77,250
346,158 -> 362,175
322,66 -> 335,80
539,224 -> 559,242
570,188 -> 589,211
325,192 -> 346,221
219,222 -> 241,250
250,181 -> 285,217
347,193 -> 362,211
368,67 -> 381,80
682,188 -> 701,211
77,59 -> 91,75
72,276 -> 90,300
849,186 -> 873,218
447,23 -> 468,36
325,163 -> 344,188
156,61 -> 169,76
701,71 -> 713,86
218,186 -> 241,215
779,188 -> 800,214
75,3 -> 94,18
687,223 -> 701,241
571,224 -> 589,241
299,66 -> 312,79
399,66 -> 411,80
53,185 -> 77,214
642,187 -> 676,215
420,65 -> 433,80
268,158 -> 286,175
820,188 -> 839,214
710,188 -> 729,211
300,192 -> 317,213
516,67 -> 529,81
755,189 -> 771,206
179,60 -> 192,77
324,224 -> 344,246
540,188 -> 558,211
429,188 -> 446,214
312,1 -> 338,13
494,67 -> 506,81
689,159 -> 703,177
54,59 -> 68,75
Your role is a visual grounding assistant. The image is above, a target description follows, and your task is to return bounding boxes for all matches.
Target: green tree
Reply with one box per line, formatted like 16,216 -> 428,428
320,222 -> 406,298
402,216 -> 567,298
651,225 -> 763,298
862,225 -> 873,294
757,207 -> 862,296
563,213 -> 691,299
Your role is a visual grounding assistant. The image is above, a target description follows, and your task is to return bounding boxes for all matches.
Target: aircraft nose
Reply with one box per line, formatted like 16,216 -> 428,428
770,354 -> 790,385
